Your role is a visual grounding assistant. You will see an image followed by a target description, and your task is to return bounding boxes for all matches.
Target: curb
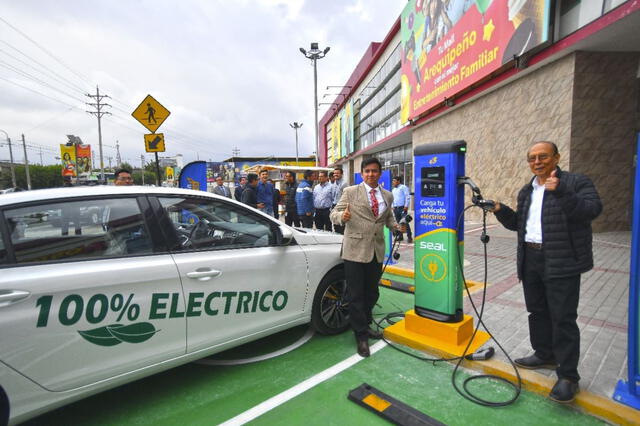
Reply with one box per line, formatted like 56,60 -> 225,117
469,358 -> 640,425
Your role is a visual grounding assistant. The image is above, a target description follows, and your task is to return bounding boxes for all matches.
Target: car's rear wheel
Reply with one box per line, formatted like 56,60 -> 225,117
311,269 -> 349,335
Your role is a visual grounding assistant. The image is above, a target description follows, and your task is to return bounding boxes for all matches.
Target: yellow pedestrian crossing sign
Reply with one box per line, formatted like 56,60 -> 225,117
132,94 -> 171,133
144,133 -> 165,152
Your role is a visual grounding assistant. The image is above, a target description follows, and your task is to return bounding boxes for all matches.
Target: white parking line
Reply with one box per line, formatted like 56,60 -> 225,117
218,340 -> 388,426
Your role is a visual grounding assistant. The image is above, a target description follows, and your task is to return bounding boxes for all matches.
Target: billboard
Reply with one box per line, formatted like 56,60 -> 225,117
340,100 -> 354,158
206,160 -> 316,184
75,144 -> 92,175
60,145 -> 76,177
400,0 -> 551,123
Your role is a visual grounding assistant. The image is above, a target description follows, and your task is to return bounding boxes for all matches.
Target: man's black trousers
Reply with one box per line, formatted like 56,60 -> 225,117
344,256 -> 382,340
300,214 -> 314,228
285,210 -> 300,227
314,208 -> 331,231
523,245 -> 581,382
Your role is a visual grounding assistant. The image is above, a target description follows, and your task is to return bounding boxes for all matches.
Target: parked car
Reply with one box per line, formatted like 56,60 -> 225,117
0,186 -> 348,425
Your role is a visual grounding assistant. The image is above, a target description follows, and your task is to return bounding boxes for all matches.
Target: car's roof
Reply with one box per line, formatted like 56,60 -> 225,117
0,186 -> 226,207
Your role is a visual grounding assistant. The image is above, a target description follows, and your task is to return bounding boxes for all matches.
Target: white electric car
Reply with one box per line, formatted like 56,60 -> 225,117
0,186 -> 348,425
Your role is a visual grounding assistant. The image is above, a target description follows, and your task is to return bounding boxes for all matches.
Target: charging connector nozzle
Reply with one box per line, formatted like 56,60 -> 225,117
465,347 -> 495,361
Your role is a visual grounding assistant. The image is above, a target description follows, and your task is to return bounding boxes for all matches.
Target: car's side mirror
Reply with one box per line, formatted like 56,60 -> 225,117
279,224 -> 295,245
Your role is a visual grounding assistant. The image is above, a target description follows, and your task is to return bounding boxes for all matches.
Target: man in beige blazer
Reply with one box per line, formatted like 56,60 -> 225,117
330,158 -> 401,357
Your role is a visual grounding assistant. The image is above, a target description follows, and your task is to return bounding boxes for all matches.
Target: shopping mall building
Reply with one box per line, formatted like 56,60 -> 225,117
319,0 -> 639,231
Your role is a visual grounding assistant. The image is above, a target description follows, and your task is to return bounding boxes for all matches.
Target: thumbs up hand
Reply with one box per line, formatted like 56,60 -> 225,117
342,203 -> 351,223
545,169 -> 559,191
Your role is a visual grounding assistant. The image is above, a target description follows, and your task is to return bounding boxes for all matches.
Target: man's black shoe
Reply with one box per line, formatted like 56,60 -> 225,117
514,354 -> 557,370
367,328 -> 383,339
356,339 -> 370,357
549,378 -> 579,403
407,237 -> 413,244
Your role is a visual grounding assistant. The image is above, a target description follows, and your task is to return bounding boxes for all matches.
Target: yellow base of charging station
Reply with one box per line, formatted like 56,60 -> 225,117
384,310 -> 490,357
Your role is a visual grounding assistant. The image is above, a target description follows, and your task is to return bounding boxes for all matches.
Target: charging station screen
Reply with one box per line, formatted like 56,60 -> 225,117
421,167 -> 445,198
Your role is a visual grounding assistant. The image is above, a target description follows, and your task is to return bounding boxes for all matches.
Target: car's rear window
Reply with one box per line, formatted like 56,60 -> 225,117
4,198 -> 153,264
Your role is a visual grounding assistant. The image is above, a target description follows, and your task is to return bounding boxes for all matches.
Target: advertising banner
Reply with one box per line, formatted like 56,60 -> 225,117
400,0 -> 551,123
75,144 -> 92,175
207,162 -> 236,182
329,116 -> 341,164
166,167 -> 174,181
60,145 -> 76,177
341,100 -> 354,158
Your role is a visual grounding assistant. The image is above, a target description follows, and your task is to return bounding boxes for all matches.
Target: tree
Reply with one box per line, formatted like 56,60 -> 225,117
0,165 -> 64,190
144,161 -> 165,182
132,171 -> 156,185
118,162 -> 134,173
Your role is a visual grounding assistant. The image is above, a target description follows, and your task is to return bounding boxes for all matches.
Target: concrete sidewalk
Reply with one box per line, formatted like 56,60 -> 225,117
388,223 -> 633,417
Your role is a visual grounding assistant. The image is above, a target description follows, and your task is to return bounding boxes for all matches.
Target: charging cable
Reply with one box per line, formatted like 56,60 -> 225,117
374,193 -> 522,407
450,204 -> 522,407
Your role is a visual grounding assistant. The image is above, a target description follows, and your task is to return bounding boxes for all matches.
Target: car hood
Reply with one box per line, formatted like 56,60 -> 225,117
292,228 -> 343,245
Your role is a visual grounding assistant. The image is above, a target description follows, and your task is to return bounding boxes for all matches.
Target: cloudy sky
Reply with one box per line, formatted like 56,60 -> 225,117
0,0 -> 406,168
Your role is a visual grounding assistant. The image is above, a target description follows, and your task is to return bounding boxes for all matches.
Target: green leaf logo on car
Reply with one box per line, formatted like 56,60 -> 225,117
78,322 -> 159,346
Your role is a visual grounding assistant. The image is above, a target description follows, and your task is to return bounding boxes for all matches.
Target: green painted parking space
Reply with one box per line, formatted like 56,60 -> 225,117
27,288 -> 604,425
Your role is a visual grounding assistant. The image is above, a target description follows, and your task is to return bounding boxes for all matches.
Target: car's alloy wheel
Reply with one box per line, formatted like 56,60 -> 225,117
311,269 -> 349,335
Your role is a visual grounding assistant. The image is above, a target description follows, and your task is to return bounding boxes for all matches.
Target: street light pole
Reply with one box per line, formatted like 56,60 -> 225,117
0,129 -> 16,187
289,122 -> 303,166
299,42 -> 330,167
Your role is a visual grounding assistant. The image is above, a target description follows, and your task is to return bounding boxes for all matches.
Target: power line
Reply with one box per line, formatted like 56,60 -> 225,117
0,43 -> 88,95
0,60 -> 87,104
26,107 -> 75,132
0,74 -> 84,109
0,15 -> 92,85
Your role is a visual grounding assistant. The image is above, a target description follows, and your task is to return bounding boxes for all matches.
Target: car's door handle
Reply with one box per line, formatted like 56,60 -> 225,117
0,290 -> 30,307
186,269 -> 222,280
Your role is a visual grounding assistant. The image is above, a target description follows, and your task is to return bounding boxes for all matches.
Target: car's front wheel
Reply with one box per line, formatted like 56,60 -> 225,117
311,269 -> 349,335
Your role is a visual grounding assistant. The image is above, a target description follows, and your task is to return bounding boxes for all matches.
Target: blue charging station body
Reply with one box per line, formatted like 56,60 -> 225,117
413,141 -> 467,322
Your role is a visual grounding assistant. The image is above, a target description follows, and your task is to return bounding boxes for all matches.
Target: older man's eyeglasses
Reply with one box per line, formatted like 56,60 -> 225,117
117,176 -> 133,181
527,154 -> 551,163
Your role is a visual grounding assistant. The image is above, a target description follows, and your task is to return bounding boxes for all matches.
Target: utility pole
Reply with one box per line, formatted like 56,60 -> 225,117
92,151 -> 96,169
0,129 -> 16,187
21,134 -> 31,190
115,140 -> 121,167
140,154 -> 145,185
289,122 -> 303,166
39,147 -> 43,165
86,85 -> 111,183
232,146 -> 240,157
107,156 -> 112,169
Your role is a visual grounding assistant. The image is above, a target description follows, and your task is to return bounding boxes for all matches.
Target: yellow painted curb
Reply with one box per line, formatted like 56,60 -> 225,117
464,358 -> 640,425
384,265 -> 414,278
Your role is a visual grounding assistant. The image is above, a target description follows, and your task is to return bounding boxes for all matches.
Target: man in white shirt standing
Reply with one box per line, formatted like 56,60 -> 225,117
391,176 -> 412,243
491,141 -> 602,403
313,171 -> 333,231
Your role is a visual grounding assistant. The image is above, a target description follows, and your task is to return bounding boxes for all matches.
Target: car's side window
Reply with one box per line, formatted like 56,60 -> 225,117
4,198 -> 153,264
159,197 -> 275,251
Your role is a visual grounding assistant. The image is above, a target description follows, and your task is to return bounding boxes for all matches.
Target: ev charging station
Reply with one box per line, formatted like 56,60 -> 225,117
385,140 -> 490,356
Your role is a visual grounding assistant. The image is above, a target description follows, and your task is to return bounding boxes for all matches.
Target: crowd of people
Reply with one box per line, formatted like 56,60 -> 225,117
217,166 -> 413,239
